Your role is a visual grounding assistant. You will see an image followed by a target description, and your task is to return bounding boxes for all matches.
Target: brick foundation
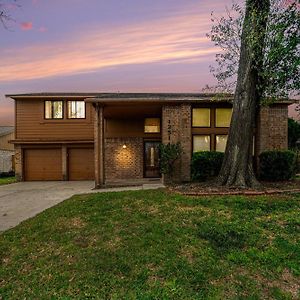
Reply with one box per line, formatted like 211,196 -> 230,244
105,137 -> 144,180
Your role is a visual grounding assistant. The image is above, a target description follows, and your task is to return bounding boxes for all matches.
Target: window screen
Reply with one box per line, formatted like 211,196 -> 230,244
216,135 -> 228,152
45,101 -> 63,119
216,108 -> 232,127
193,135 -> 211,152
192,108 -> 210,127
67,101 -> 85,119
144,118 -> 160,133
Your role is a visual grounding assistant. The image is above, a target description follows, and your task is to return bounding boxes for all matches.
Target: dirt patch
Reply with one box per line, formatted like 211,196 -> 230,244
180,246 -> 197,264
106,236 -> 122,250
213,267 -> 300,299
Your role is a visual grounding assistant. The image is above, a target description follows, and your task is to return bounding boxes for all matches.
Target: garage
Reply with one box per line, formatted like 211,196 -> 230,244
68,148 -> 94,180
24,148 -> 62,181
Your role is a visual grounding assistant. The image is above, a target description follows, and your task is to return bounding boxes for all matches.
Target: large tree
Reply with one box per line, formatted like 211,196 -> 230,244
207,0 -> 300,188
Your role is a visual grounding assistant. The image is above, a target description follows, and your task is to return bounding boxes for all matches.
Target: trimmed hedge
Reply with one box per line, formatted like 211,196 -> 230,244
191,151 -> 224,181
259,150 -> 297,181
0,171 -> 15,178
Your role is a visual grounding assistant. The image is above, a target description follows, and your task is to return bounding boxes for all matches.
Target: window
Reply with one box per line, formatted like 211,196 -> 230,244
45,101 -> 63,119
193,135 -> 210,152
216,108 -> 232,127
144,118 -> 160,133
192,108 -> 210,127
216,135 -> 228,152
67,101 -> 85,119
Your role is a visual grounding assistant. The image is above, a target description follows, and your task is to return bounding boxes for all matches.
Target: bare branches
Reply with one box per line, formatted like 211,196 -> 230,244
0,0 -> 20,29
206,0 -> 300,100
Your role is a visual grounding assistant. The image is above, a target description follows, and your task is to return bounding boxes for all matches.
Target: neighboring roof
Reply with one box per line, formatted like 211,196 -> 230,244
0,126 -> 14,137
5,92 -> 103,98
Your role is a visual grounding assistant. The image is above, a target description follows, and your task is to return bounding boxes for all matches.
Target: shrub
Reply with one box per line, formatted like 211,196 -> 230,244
259,150 -> 297,181
0,171 -> 15,178
158,142 -> 183,175
191,151 -> 224,181
288,118 -> 300,149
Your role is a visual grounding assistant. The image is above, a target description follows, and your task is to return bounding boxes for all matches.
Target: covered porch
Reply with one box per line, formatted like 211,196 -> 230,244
88,98 -> 163,188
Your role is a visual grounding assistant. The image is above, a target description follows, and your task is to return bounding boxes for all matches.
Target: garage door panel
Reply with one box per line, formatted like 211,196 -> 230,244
25,149 -> 62,181
68,148 -> 94,180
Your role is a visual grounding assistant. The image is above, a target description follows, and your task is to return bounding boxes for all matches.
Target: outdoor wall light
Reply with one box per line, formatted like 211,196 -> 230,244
122,144 -> 127,149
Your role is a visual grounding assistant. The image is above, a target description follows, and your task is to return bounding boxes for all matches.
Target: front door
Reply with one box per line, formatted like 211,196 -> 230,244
144,142 -> 160,178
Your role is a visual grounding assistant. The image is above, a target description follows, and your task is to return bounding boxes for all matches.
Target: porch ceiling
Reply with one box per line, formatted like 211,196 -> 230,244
103,104 -> 162,118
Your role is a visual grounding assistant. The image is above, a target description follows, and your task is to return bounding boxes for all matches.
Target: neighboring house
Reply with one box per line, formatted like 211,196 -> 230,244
0,126 -> 15,173
288,102 -> 300,123
6,93 -> 290,186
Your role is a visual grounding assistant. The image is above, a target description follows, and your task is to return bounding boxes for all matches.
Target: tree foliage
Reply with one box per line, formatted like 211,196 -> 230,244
206,0 -> 300,100
288,118 -> 300,149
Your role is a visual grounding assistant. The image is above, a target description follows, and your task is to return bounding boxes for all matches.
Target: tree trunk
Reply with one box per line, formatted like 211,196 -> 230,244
217,0 -> 270,188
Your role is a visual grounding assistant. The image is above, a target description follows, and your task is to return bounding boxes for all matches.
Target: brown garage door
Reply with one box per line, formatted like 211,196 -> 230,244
68,148 -> 94,180
24,149 -> 62,181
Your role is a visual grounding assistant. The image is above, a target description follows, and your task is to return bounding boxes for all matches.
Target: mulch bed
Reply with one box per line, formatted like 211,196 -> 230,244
169,179 -> 300,196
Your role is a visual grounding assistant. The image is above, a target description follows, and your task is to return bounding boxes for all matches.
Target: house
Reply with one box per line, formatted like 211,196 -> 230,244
0,126 -> 15,173
6,93 -> 289,186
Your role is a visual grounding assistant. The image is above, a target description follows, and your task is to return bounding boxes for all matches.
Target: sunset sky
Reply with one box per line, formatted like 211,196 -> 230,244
0,0 -> 241,125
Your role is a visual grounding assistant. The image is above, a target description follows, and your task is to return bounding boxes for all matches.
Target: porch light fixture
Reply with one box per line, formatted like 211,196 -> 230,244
122,144 -> 127,149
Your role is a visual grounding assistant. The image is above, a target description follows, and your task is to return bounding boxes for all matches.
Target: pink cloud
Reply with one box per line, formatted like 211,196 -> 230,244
20,22 -> 33,31
38,26 -> 47,32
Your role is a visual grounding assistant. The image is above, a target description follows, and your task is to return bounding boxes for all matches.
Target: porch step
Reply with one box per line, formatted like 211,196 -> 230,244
104,178 -> 162,188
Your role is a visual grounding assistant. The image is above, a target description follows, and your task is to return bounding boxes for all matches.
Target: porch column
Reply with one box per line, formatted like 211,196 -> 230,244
94,104 -> 105,188
62,145 -> 68,181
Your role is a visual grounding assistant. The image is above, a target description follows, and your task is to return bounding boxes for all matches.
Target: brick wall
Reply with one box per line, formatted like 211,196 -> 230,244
0,150 -> 14,173
14,145 -> 23,181
162,104 -> 192,183
257,105 -> 288,154
105,137 -> 144,180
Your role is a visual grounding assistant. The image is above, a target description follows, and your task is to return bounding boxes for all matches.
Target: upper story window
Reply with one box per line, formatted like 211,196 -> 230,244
67,101 -> 85,119
192,108 -> 210,127
144,118 -> 160,133
215,108 -> 232,127
45,101 -> 63,119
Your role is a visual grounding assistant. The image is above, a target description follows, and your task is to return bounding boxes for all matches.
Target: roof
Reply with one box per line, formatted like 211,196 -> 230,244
5,92 -> 293,105
5,92 -> 235,104
0,126 -> 14,137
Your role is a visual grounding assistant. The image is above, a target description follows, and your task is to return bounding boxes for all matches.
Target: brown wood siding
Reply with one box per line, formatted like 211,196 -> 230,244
16,99 -> 94,140
68,148 -> 94,180
24,148 -> 62,181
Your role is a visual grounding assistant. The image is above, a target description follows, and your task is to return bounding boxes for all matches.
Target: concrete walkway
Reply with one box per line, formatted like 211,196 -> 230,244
0,181 -> 164,232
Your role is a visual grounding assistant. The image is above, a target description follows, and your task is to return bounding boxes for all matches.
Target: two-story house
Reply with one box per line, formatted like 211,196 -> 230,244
6,93 -> 289,187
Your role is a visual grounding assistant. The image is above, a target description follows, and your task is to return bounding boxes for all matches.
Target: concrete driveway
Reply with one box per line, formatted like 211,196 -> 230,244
0,181 -> 164,232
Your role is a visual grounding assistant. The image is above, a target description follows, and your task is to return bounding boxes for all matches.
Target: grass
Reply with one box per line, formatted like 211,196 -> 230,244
0,189 -> 300,299
0,176 -> 16,185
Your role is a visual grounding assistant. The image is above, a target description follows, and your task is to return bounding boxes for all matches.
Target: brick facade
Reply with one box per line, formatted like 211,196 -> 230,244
256,105 -> 288,154
0,150 -> 14,173
14,145 -> 23,181
162,104 -> 192,183
104,137 -> 144,180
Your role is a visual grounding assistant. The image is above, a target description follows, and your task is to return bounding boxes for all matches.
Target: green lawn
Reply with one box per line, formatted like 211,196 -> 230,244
0,176 -> 16,185
0,190 -> 299,299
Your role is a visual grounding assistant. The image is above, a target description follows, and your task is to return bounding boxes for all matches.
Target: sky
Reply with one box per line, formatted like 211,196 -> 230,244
0,0 -> 241,125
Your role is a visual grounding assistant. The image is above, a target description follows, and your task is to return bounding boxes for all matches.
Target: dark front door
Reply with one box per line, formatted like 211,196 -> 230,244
144,141 -> 160,178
